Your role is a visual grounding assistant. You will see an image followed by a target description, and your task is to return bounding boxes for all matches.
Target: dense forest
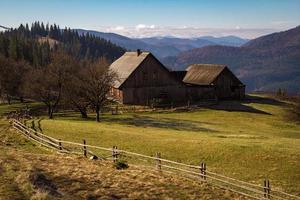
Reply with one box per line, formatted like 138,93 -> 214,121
0,22 -> 125,121
0,22 -> 125,66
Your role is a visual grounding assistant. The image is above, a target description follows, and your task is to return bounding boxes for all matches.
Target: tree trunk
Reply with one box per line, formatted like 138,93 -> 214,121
19,96 -> 24,103
76,105 -> 88,118
6,95 -> 11,105
96,105 -> 100,122
48,105 -> 53,119
49,110 -> 53,119
80,109 -> 88,118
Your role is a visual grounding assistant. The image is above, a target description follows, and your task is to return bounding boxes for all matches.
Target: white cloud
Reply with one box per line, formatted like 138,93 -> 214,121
105,25 -> 125,32
114,26 -> 124,31
135,24 -> 156,31
98,25 -> 280,39
135,24 -> 146,30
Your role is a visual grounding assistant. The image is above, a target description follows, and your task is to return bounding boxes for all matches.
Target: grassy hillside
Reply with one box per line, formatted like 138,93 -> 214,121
0,95 -> 299,197
0,104 -> 249,199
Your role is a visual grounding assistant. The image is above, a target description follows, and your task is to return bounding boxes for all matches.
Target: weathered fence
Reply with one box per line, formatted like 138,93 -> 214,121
10,119 -> 300,200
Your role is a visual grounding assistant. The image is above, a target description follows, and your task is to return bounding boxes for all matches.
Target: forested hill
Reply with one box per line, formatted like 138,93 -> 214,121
162,26 -> 300,93
0,22 -> 125,66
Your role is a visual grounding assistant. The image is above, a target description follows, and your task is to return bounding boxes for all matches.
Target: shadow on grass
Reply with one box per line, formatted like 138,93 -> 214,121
201,95 -> 288,115
245,94 -> 289,106
52,111 -> 217,133
101,115 -> 217,133
205,101 -> 272,115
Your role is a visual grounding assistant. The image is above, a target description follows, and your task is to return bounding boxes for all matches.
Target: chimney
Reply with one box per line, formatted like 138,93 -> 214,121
137,49 -> 141,56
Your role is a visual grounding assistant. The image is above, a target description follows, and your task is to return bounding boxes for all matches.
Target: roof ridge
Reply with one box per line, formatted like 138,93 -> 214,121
109,51 -> 151,88
183,64 -> 227,85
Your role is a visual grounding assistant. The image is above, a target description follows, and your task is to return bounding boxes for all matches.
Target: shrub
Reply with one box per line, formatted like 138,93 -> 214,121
113,160 -> 129,170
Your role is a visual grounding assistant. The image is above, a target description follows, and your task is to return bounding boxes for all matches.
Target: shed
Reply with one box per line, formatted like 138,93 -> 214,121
183,64 -> 245,99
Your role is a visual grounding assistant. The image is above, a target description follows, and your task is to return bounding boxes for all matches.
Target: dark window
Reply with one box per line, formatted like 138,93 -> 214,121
231,86 -> 236,92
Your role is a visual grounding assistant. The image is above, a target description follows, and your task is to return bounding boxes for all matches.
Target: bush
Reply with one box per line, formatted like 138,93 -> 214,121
113,160 -> 129,170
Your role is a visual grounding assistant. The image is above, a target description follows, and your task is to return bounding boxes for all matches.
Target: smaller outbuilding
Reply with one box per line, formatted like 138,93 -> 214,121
182,64 -> 245,100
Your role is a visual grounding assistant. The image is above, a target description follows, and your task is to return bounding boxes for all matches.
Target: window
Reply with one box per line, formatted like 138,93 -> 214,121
231,85 -> 236,92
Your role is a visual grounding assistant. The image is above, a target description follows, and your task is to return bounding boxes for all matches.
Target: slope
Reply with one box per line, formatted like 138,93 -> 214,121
162,26 -> 300,93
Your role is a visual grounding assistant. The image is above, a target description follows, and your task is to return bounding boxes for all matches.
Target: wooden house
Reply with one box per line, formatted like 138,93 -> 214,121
109,50 -> 245,105
109,50 -> 186,105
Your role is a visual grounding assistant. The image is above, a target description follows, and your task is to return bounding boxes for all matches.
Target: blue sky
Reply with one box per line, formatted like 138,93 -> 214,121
0,0 -> 299,38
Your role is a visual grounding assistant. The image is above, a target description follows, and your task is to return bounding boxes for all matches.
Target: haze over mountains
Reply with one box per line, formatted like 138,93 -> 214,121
76,29 -> 249,58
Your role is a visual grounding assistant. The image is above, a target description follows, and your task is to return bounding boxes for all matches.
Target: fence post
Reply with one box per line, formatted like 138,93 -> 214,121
203,163 -> 206,180
264,180 -> 271,199
58,139 -> 62,150
31,120 -> 35,131
267,180 -> 270,199
112,146 -> 115,162
83,139 -> 87,157
200,163 -> 203,179
264,180 -> 267,198
200,162 -> 206,180
112,146 -> 117,162
156,152 -> 161,171
115,146 -> 118,162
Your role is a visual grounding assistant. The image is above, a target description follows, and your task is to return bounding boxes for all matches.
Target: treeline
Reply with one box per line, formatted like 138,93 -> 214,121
0,22 -> 124,121
0,52 -> 117,121
0,22 -> 125,66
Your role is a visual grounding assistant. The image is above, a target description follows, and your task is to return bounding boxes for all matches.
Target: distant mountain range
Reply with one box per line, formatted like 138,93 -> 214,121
162,26 -> 300,93
76,29 -> 248,58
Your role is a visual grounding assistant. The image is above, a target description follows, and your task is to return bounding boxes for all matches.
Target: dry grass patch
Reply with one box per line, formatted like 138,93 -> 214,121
0,146 -> 249,200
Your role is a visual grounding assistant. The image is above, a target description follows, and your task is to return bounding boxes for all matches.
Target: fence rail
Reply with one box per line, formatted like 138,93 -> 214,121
10,119 -> 299,200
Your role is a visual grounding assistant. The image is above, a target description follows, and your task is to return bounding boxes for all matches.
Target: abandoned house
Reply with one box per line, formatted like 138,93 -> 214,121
109,50 -> 245,105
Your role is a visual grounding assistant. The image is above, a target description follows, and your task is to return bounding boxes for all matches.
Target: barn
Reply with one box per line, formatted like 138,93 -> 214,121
109,50 -> 245,105
183,64 -> 245,100
109,50 -> 186,105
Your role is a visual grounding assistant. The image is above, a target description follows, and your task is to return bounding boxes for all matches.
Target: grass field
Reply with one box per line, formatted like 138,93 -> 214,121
1,132 -> 248,199
0,106 -> 247,199
1,95 -> 299,195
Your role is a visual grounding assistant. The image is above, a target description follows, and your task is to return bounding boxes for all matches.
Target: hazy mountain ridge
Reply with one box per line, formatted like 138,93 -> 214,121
162,26 -> 300,93
75,29 -> 248,58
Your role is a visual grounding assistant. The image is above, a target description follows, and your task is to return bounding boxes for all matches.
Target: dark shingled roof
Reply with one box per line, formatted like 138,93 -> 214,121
109,51 -> 150,88
183,64 -> 227,85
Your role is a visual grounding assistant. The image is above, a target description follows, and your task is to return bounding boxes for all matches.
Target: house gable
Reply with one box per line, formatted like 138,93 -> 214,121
120,53 -> 182,89
212,67 -> 244,86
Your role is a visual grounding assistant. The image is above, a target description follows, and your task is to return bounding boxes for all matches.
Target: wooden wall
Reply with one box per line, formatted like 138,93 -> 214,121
213,68 -> 245,100
121,54 -> 186,105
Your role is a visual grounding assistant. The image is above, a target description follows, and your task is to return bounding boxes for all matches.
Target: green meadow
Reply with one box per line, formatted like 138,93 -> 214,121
1,95 -> 299,194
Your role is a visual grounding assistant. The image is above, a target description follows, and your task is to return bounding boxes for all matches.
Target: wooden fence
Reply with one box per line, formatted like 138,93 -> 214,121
10,119 -> 299,200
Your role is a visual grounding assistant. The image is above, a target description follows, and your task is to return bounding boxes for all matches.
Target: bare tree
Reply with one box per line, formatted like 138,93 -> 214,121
80,58 -> 117,122
63,60 -> 90,118
0,56 -> 29,104
23,52 -> 73,119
